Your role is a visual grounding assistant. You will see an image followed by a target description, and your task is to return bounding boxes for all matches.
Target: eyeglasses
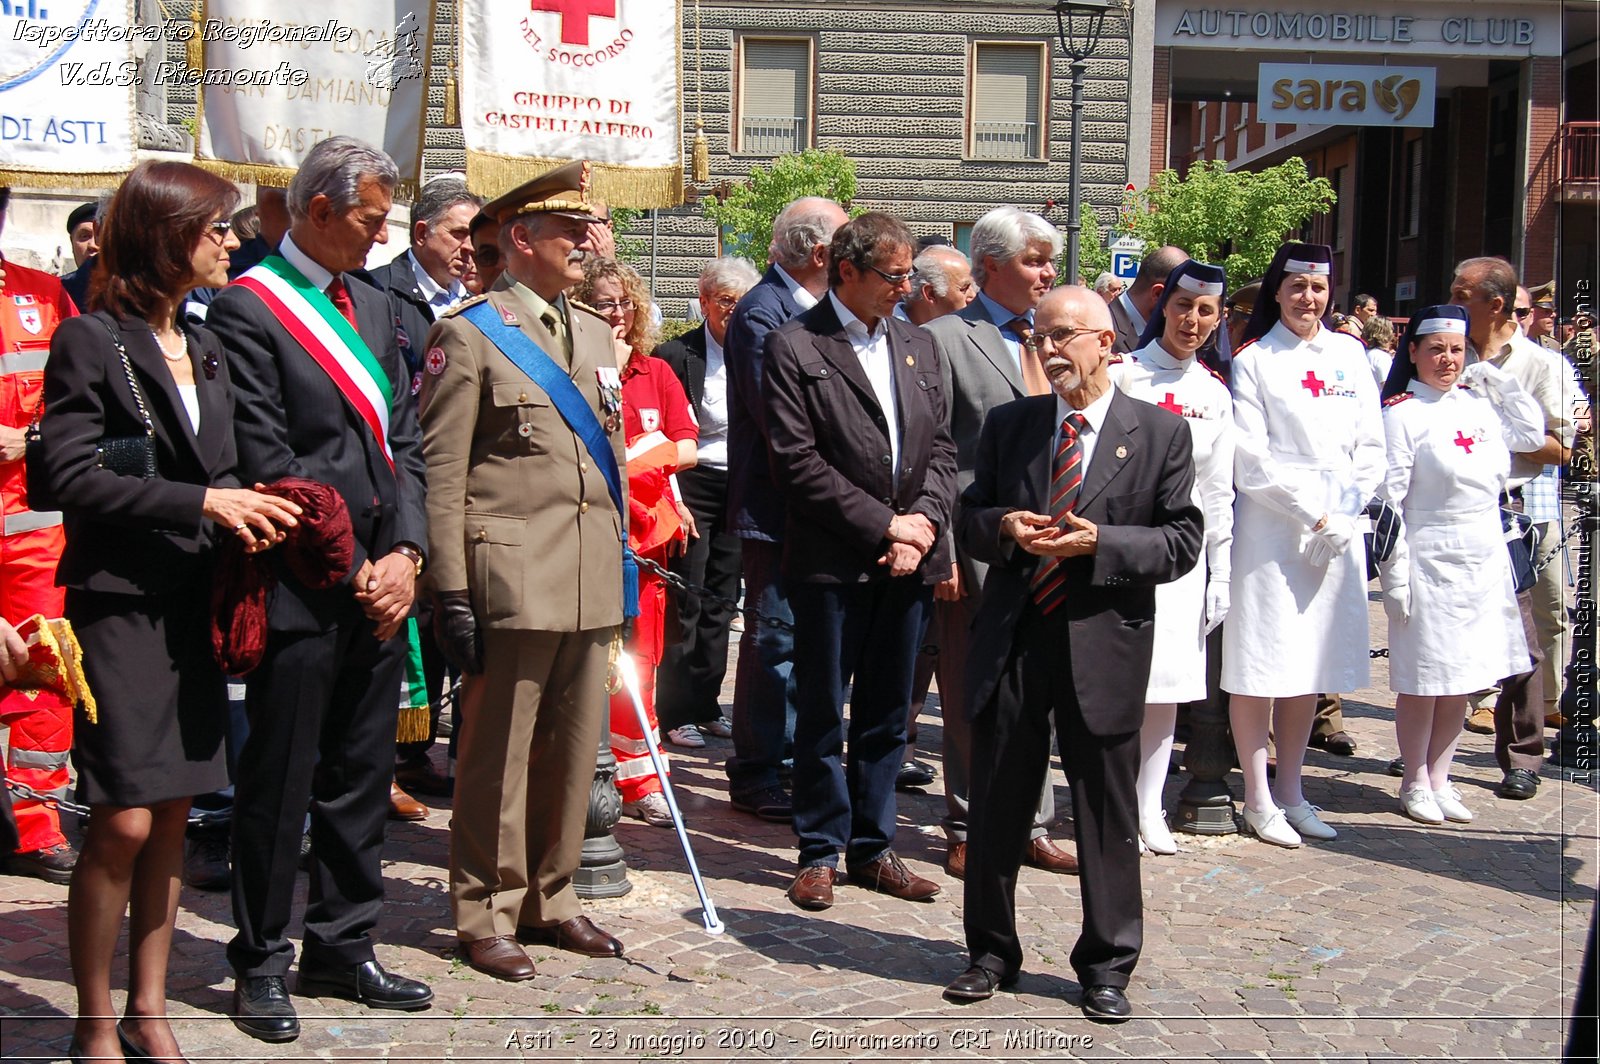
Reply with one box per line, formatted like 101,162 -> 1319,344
590,299 -> 635,313
866,264 -> 914,286
472,246 -> 501,267
204,220 -> 232,240
1022,326 -> 1102,353
707,295 -> 741,310
1513,307 -> 1532,319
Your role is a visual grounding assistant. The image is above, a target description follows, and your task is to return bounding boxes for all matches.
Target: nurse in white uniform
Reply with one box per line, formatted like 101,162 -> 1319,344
1222,243 -> 1386,848
1376,305 -> 1545,825
1112,260 -> 1235,855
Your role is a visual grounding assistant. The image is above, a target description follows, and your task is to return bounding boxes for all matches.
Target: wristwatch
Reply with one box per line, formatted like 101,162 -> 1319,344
392,544 -> 425,577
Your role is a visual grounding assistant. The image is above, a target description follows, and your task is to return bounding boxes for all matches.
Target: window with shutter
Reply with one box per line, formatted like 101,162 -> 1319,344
970,43 -> 1044,160
740,39 -> 811,154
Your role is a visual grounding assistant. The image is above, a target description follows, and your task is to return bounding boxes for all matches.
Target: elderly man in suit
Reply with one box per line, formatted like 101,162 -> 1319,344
920,206 -> 1076,878
761,212 -> 959,911
945,286 -> 1202,1022
655,256 -> 762,746
417,160 -> 629,982
209,136 -> 433,1040
1108,245 -> 1188,354
722,196 -> 848,821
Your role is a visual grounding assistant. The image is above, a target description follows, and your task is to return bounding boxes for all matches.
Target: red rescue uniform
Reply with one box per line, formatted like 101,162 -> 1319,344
0,258 -> 76,853
610,354 -> 696,802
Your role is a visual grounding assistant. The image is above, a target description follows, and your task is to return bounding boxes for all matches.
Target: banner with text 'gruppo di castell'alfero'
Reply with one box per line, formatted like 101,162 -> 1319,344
460,0 -> 683,208
0,0 -> 137,187
194,0 -> 431,192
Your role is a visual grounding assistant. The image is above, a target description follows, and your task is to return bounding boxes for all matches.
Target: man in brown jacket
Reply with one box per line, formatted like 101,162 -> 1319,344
417,160 -> 629,982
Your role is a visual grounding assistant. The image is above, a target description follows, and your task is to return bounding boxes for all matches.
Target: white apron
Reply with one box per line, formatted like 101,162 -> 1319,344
1221,321 -> 1386,697
1113,342 -> 1235,703
1379,380 -> 1546,695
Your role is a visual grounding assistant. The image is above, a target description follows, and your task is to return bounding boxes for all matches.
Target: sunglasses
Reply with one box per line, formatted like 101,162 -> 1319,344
1513,307 -> 1532,319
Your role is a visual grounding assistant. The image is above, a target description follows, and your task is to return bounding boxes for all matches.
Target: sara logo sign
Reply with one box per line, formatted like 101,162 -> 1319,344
1258,63 -> 1436,128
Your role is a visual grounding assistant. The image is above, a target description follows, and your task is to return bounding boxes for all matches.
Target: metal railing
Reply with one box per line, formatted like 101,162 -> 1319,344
740,115 -> 806,154
972,120 -> 1039,160
1563,121 -> 1600,185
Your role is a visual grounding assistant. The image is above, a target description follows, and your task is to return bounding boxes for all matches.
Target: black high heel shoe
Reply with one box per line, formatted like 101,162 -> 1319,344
67,1040 -> 85,1064
117,1022 -> 154,1061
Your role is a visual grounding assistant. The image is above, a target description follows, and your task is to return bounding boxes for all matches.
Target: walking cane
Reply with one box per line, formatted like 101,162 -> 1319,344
615,650 -> 725,935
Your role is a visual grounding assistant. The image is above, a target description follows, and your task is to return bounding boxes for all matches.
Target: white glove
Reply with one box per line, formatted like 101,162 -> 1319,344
1303,514 -> 1356,568
1203,580 -> 1230,634
1459,361 -> 1521,406
1382,584 -> 1411,625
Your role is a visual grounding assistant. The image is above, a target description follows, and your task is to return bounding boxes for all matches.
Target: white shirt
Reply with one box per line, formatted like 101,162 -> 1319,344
408,250 -> 466,319
828,291 -> 900,485
697,328 -> 730,470
1470,328 -> 1576,485
774,263 -> 819,310
278,233 -> 334,292
1116,289 -> 1147,334
1053,383 -> 1115,481
176,383 -> 201,434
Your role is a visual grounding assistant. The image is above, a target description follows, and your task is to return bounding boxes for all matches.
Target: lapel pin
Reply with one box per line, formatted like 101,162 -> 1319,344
500,306 -> 518,325
905,355 -> 914,366
1115,445 -> 1128,459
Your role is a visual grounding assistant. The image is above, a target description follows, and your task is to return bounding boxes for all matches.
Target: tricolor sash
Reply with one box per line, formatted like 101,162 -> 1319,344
233,255 -> 395,470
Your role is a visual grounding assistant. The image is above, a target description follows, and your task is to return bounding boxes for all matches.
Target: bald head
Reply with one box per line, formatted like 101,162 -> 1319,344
1129,244 -> 1188,318
1034,286 -> 1115,407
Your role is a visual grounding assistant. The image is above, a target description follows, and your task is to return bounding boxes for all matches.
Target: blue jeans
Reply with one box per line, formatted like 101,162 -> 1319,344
726,539 -> 796,798
789,578 -> 929,868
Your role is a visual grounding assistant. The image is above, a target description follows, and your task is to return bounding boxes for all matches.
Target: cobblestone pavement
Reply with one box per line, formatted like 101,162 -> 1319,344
2,597 -> 1596,1062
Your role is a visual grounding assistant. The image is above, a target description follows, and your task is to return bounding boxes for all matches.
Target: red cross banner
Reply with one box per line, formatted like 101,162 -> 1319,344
459,0 -> 684,207
193,0 -> 433,193
0,0 -> 138,187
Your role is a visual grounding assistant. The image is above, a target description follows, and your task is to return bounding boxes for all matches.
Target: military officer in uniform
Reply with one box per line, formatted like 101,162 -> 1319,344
417,161 -> 630,982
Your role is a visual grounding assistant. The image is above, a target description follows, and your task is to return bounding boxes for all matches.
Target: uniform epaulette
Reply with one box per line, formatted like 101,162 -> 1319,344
1382,391 -> 1414,407
1203,363 -> 1227,388
570,299 -> 609,321
438,293 -> 489,318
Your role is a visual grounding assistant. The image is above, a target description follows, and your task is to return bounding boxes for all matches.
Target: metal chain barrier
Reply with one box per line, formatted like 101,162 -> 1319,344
634,552 -> 795,634
1,777 -> 234,829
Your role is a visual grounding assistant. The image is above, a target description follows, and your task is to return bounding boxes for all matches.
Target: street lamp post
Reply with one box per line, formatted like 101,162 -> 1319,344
1051,0 -> 1118,286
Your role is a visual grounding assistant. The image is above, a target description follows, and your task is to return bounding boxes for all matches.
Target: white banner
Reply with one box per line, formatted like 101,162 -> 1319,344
195,0 -> 431,191
460,0 -> 682,208
0,0 -> 137,185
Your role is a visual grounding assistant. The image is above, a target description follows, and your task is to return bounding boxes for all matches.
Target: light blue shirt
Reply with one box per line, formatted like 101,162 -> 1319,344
976,291 -> 1031,378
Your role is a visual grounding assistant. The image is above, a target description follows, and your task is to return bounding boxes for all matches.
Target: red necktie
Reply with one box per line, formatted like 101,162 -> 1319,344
1029,412 -> 1087,615
326,278 -> 357,328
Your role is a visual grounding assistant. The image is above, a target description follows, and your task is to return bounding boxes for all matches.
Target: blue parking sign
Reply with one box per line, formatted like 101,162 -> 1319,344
1112,251 -> 1139,280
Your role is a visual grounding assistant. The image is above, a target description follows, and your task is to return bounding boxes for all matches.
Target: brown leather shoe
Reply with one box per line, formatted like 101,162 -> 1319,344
945,841 -> 966,880
786,865 -> 839,911
847,851 -> 941,901
387,782 -> 428,822
1024,836 -> 1080,875
395,761 -> 454,797
459,936 -> 535,981
516,916 -> 624,958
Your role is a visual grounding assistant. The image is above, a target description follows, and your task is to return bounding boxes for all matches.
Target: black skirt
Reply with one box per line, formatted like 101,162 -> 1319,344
67,587 -> 228,807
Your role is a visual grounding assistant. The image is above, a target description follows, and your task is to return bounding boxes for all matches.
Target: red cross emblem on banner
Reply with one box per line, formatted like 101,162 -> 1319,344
1453,431 -> 1475,454
529,0 -> 616,45
1301,371 -> 1326,397
1157,392 -> 1184,416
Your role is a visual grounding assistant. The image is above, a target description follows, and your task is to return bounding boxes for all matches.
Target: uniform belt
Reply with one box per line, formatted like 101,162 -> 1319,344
0,349 -> 49,375
1266,450 -> 1347,472
4,509 -> 63,535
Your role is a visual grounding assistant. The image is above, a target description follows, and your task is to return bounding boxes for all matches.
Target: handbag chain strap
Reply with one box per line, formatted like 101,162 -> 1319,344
98,315 -> 155,440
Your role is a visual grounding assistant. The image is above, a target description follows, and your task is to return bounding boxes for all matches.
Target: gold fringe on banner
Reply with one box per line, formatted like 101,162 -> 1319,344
193,159 -> 415,200
445,58 -> 458,126
0,171 -> 133,191
691,127 -> 709,184
187,1 -> 203,74
466,150 -> 683,209
395,704 -> 430,744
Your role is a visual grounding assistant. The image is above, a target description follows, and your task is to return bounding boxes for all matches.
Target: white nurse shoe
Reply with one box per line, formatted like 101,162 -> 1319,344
1241,805 -> 1302,848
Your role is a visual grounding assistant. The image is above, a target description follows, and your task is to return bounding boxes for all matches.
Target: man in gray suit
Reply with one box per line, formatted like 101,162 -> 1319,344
1108,245 -> 1187,354
921,206 -> 1076,878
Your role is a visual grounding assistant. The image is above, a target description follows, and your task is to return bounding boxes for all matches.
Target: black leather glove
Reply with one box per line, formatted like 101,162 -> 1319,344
434,590 -> 483,676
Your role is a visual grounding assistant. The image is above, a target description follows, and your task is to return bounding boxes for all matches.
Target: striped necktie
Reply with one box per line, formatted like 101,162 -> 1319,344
1029,411 -> 1087,615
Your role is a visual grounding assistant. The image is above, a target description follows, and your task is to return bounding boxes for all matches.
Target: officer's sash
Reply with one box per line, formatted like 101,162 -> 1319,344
459,300 -> 639,619
233,255 -> 395,470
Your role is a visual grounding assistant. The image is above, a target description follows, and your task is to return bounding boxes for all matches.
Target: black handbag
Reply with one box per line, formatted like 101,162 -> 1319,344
24,317 -> 156,510
1502,506 -> 1540,595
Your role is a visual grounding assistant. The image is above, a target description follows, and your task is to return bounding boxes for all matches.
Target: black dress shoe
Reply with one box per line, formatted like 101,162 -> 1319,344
183,832 -> 231,892
1498,768 -> 1540,800
296,959 -> 434,1011
943,964 -> 1017,1002
1081,984 -> 1132,1023
895,760 -> 936,790
1387,756 -> 1406,778
232,976 -> 300,1042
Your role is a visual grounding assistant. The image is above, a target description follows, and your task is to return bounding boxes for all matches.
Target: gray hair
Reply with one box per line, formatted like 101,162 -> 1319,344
770,196 -> 844,271
410,176 -> 481,230
1454,255 -> 1518,310
968,206 -> 1063,287
287,136 -> 399,222
1093,271 -> 1121,295
698,255 -> 761,298
911,246 -> 970,300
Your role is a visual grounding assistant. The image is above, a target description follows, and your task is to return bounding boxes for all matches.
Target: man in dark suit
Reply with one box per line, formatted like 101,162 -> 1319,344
946,287 -> 1202,1022
1109,244 -> 1187,354
722,196 -> 848,821
207,136 -> 433,1041
761,212 -> 959,911
655,256 -> 761,745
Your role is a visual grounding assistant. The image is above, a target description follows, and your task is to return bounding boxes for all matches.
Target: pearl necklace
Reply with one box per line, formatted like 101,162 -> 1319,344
152,329 -> 188,363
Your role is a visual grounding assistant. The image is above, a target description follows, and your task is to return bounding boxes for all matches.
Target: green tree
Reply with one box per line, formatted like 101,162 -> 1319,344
701,149 -> 858,266
1123,157 -> 1336,282
1076,203 -> 1112,282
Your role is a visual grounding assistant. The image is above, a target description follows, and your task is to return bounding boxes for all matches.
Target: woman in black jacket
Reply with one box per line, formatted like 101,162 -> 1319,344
40,161 -> 300,1063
